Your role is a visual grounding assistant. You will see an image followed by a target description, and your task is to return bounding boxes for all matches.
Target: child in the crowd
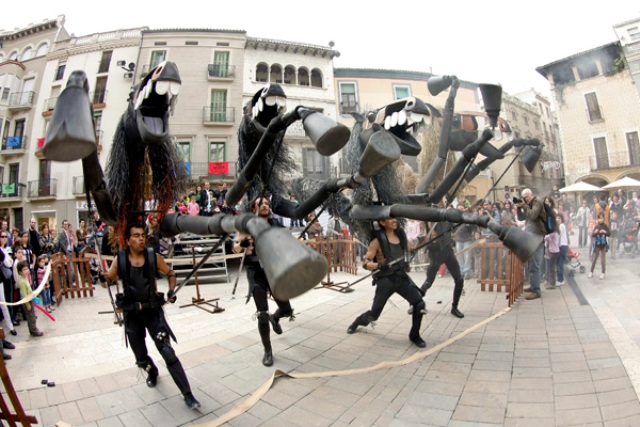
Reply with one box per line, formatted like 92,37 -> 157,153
609,210 -> 619,259
589,213 -> 611,280
17,260 -> 43,337
36,254 -> 54,313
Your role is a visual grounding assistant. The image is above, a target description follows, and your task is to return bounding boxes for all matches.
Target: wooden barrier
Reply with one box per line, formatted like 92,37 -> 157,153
477,237 -> 525,307
50,252 -> 95,303
0,329 -> 38,426
306,235 -> 358,292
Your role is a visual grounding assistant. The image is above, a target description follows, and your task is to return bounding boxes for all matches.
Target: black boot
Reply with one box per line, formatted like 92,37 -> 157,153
419,281 -> 432,296
451,278 -> 465,318
270,311 -> 283,335
145,360 -> 159,387
184,392 -> 201,409
451,306 -> 465,318
262,347 -> 273,366
409,301 -> 426,348
347,312 -> 371,334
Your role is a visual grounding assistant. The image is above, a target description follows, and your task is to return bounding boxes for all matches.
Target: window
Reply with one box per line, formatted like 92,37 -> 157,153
22,47 -> 33,61
98,50 -> 112,73
8,51 -> 18,61
210,89 -> 227,122
551,65 -> 575,85
576,59 -> 599,80
1,88 -> 9,101
209,141 -> 225,162
36,42 -> 48,57
177,142 -> 191,162
298,67 -> 309,86
593,137 -> 609,169
311,68 -> 323,88
185,41 -> 198,46
93,77 -> 107,104
628,26 -> 640,41
284,66 -> 296,84
0,166 -> 4,185
627,131 -> 640,166
55,63 -> 66,81
9,163 -> 19,187
339,82 -> 358,114
211,51 -> 230,77
270,64 -> 283,84
393,84 -> 411,100
303,148 -> 327,178
523,115 -> 529,126
256,63 -> 269,82
585,92 -> 602,122
149,50 -> 166,68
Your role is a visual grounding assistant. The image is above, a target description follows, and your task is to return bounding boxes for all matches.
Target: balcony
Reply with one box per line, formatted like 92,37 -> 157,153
0,183 -> 24,201
72,176 -> 85,195
44,96 -> 58,112
589,151 -> 639,171
339,100 -> 359,115
91,90 -> 108,108
203,107 -> 235,126
185,162 -> 238,180
207,64 -> 236,80
27,179 -> 58,199
1,135 -> 28,156
7,91 -> 35,111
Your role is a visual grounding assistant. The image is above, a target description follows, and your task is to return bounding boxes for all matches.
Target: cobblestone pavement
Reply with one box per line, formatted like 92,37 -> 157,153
4,252 -> 640,426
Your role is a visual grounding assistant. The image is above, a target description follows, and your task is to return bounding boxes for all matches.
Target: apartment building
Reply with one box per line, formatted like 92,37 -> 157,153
537,42 -> 640,188
138,28 -> 247,190
0,16 -> 69,230
614,17 -> 640,100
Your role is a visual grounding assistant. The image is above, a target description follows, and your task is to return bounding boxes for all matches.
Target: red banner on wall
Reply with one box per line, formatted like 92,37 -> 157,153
208,162 -> 229,175
37,138 -> 45,148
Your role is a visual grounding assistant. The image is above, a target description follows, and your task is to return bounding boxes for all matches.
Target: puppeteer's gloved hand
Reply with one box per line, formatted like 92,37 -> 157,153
239,238 -> 252,248
167,290 -> 177,304
378,262 -> 390,272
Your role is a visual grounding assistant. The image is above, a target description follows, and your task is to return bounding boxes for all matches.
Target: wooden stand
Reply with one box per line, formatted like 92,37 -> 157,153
314,262 -> 353,293
179,251 -> 225,313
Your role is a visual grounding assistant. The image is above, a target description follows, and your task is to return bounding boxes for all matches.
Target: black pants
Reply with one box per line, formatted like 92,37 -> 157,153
247,265 -> 292,315
125,308 -> 191,395
426,247 -> 464,307
353,272 -> 424,339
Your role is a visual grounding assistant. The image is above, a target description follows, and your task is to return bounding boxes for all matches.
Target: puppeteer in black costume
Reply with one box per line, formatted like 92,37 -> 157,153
102,223 -> 200,409
347,218 -> 427,348
421,200 -> 465,318
233,197 -> 294,366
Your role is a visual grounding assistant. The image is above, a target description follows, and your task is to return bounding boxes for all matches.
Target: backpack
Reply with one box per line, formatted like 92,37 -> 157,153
542,203 -> 557,235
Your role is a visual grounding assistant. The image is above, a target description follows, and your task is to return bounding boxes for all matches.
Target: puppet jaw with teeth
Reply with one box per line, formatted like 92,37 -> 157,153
133,61 -> 181,145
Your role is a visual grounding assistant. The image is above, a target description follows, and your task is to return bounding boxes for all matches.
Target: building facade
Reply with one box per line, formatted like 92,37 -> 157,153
0,16 -> 69,231
537,42 -> 640,189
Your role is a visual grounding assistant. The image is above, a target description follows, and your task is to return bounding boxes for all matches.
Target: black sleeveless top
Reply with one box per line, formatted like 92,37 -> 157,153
127,265 -> 154,303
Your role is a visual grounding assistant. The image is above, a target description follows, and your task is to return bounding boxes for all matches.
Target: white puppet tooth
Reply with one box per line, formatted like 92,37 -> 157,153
144,82 -> 152,99
390,112 -> 399,127
257,98 -> 264,112
135,91 -> 144,110
169,82 -> 181,96
384,115 -> 391,130
155,81 -> 170,95
265,96 -> 277,106
276,96 -> 286,107
398,110 -> 407,126
170,95 -> 178,115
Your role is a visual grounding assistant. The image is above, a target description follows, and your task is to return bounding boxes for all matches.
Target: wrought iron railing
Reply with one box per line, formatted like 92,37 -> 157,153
207,64 -> 236,79
8,91 -> 35,108
0,183 -> 23,198
27,179 -> 58,198
203,107 -> 235,124
72,176 -> 85,195
1,135 -> 27,151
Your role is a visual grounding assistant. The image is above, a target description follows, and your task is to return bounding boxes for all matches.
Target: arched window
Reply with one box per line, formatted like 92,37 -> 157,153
298,67 -> 309,86
311,68 -> 323,88
270,64 -> 283,84
284,65 -> 296,85
256,63 -> 269,82
8,50 -> 18,61
36,42 -> 49,57
22,46 -> 33,61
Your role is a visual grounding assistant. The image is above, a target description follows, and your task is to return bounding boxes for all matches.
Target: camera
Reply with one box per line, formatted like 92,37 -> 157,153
512,196 -> 523,204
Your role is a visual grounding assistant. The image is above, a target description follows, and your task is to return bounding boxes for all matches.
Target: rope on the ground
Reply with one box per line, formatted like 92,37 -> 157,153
199,306 -> 511,427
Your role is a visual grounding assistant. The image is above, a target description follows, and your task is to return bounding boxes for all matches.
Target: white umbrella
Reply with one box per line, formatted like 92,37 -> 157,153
559,182 -> 602,193
603,176 -> 640,190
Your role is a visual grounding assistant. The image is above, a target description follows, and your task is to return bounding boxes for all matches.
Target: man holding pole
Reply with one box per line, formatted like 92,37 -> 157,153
100,222 -> 201,409
346,217 -> 427,348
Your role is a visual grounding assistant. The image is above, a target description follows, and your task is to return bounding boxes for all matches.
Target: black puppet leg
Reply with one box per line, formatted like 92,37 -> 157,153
136,357 -> 159,387
257,311 -> 273,366
409,300 -> 427,348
